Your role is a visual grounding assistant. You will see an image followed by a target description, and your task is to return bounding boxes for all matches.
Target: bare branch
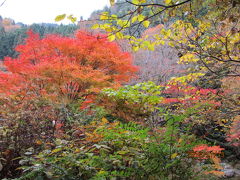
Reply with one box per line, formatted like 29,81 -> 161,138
0,0 -> 6,7
125,0 -> 192,9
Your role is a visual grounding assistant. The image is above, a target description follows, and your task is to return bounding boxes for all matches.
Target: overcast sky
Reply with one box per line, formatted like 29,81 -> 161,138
0,0 -> 110,24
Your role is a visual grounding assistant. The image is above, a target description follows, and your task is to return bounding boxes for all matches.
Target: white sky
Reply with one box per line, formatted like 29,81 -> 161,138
0,0 -> 110,24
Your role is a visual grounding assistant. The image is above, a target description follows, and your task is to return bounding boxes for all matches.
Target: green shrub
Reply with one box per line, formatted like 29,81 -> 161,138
17,118 -> 214,180
99,81 -> 164,123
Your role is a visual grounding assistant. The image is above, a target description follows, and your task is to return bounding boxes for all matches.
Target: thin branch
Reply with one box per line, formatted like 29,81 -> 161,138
0,0 -> 6,7
125,0 -> 192,9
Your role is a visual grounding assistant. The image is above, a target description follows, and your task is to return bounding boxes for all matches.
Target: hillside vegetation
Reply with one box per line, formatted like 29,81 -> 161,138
0,0 -> 239,179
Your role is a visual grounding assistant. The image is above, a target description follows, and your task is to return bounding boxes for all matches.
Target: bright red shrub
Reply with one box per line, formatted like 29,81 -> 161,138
162,84 -> 220,107
193,144 -> 224,155
0,30 -> 138,102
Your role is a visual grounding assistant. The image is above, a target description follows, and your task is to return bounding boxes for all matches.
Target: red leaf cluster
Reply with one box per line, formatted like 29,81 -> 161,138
190,144 -> 224,160
161,84 -> 220,106
0,30 -> 138,102
193,144 -> 224,153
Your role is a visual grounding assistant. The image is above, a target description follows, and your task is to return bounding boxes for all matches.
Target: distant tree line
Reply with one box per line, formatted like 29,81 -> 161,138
0,23 -> 78,60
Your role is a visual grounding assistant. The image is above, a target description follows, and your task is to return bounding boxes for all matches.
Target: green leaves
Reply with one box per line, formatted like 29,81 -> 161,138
101,81 -> 163,122
55,14 -> 66,22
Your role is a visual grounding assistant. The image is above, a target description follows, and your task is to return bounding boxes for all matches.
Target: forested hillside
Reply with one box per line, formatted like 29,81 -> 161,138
0,18 -> 78,59
0,0 -> 239,179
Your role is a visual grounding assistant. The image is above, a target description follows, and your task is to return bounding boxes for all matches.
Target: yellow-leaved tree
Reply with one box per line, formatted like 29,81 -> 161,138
93,0 -> 239,83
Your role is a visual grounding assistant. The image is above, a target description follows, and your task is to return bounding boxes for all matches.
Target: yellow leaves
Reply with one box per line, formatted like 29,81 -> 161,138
159,40 -> 165,45
218,119 -> 230,128
198,21 -> 211,32
229,32 -> 240,45
51,148 -> 62,154
178,53 -> 199,64
148,44 -> 155,51
143,20 -> 150,28
67,15 -> 77,23
100,12 -> 109,20
97,170 -> 107,175
116,32 -> 124,39
170,73 -> 205,85
211,155 -> 223,169
117,20 -> 130,27
171,153 -> 178,159
204,155 -> 224,177
117,150 -> 129,155
116,20 -> 123,26
132,0 -> 139,4
131,16 -> 138,23
111,14 -> 118,20
133,16 -> 151,30
101,117 -> 109,125
112,121 -> 120,127
85,132 -> 103,143
161,29 -> 172,39
165,0 -> 172,5
137,14 -> 145,22
91,24 -> 99,29
74,148 -> 81,153
168,41 -> 175,47
55,14 -> 66,22
174,20 -> 183,27
140,40 -> 155,50
221,119 -> 228,123
132,46 -> 139,52
98,23 -> 115,32
35,140 -> 43,145
108,34 -> 115,42
109,0 -> 115,6
156,40 -> 165,46
133,0 -> 146,4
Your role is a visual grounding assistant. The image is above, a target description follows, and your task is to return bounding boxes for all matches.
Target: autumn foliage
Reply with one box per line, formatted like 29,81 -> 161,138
0,30 -> 138,102
1,0 -> 239,177
0,30 -> 138,178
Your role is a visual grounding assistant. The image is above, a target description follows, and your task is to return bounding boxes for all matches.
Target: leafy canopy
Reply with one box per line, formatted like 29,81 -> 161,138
0,30 -> 138,102
94,0 -> 239,80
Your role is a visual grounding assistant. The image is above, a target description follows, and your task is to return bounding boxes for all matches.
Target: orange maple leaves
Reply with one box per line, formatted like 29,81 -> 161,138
193,144 -> 224,155
0,30 -> 138,102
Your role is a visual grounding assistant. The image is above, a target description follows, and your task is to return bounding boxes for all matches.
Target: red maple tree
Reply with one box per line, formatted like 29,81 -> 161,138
0,30 -> 138,102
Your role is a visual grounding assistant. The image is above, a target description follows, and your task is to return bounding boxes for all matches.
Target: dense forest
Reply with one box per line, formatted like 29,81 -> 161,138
0,0 -> 239,179
0,16 -> 78,59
